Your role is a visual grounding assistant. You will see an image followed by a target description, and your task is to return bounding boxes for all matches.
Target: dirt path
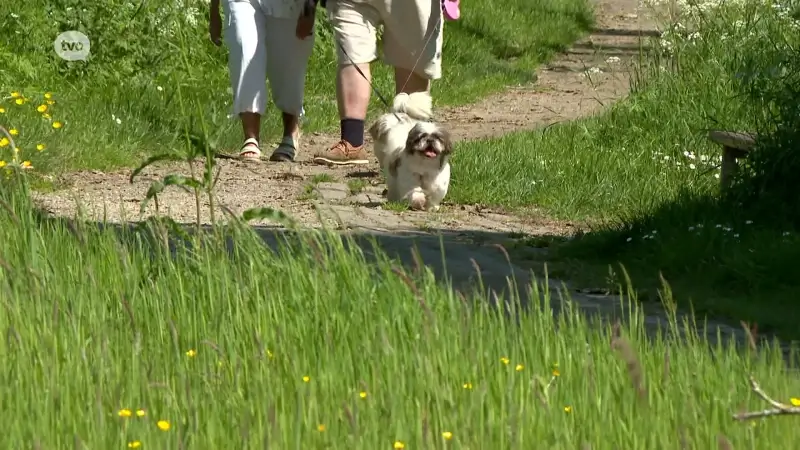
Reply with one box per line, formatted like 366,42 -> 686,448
32,0 -> 786,356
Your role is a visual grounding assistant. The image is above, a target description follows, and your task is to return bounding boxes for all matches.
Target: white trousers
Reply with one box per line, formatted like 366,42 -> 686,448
223,0 -> 315,117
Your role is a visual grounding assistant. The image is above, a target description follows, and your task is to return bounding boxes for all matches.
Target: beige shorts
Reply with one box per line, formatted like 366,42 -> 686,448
327,0 -> 444,80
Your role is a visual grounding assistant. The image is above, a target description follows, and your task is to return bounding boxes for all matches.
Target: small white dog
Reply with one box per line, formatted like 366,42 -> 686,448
368,92 -> 453,211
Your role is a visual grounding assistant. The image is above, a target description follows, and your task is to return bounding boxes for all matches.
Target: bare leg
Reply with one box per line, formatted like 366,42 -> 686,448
337,63 -> 372,120
240,112 -> 261,142
394,66 -> 430,95
281,112 -> 300,139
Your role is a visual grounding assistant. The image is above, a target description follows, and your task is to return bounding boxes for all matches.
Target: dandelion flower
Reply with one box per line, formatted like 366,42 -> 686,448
791,398 -> 800,407
52,121 -> 62,129
462,382 -> 473,390
0,107 -> 5,113
47,100 -> 55,106
302,376 -> 310,383
266,349 -> 274,358
317,424 -> 326,432
37,104 -> 47,113
500,357 -> 510,365
564,406 -> 572,413
393,441 -> 406,449
359,391 -> 367,399
185,349 -> 197,357
136,409 -> 146,417
9,128 -> 18,136
128,441 -> 142,449
442,431 -> 453,440
552,369 -> 560,377
0,161 -> 5,168
44,92 -> 52,99
10,92 -> 20,98
157,420 -> 171,431
515,364 -> 524,372
0,137 -> 9,147
15,98 -> 24,105
36,144 -> 45,151
118,409 -> 133,418
21,161 -> 32,169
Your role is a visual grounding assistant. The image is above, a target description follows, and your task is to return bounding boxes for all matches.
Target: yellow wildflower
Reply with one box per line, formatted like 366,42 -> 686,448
500,357 -> 510,365
52,121 -> 62,129
393,441 -> 405,449
359,391 -> 367,399
442,431 -> 453,440
462,382 -> 473,390
127,441 -> 142,449
302,376 -> 310,383
36,144 -> 45,151
564,406 -> 572,413
47,100 -> 55,105
10,92 -> 20,98
0,161 -> 6,168
791,398 -> 800,407
0,107 -> 5,113
44,92 -> 52,99
552,369 -> 560,377
37,104 -> 47,113
9,128 -> 18,136
42,113 -> 52,120
136,409 -> 146,417
317,424 -> 326,432
515,364 -> 524,372
185,349 -> 197,357
118,409 -> 133,418
157,420 -> 171,431
21,161 -> 32,169
0,137 -> 8,147
15,98 -> 24,105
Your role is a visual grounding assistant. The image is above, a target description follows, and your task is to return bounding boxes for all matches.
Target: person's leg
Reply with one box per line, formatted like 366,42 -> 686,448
382,0 -> 444,95
223,0 -> 269,158
263,15 -> 315,162
312,0 -> 381,165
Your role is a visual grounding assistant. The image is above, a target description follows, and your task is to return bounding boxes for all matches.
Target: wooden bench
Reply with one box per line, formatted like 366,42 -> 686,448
707,130 -> 758,190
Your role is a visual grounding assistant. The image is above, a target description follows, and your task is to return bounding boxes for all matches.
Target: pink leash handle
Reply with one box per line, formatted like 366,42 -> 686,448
442,0 -> 460,21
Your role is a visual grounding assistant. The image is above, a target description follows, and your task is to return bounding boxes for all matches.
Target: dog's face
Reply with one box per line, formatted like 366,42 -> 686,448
404,121 -> 452,166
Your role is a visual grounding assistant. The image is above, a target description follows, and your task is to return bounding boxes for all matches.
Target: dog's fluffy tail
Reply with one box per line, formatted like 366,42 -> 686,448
392,92 -> 433,121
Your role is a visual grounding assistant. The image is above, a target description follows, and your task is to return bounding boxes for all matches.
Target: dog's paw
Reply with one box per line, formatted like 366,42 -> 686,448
409,192 -> 427,210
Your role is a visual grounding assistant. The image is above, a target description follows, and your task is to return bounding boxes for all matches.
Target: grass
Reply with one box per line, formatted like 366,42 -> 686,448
448,0 -> 800,339
1,177 -> 799,447
0,0 -> 592,179
2,0 -> 800,443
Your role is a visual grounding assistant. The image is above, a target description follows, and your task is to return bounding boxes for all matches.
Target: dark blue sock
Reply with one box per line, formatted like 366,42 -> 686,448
341,118 -> 364,147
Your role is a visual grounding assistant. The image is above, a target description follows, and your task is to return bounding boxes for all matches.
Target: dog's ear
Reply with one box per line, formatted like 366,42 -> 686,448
440,128 -> 453,155
389,157 -> 401,177
368,119 -> 387,142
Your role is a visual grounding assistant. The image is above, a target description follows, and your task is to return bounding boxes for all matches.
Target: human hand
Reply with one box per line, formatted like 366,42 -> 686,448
209,7 -> 222,46
296,6 -> 316,39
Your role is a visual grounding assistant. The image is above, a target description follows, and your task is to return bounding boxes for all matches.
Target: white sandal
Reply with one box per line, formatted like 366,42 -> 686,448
238,138 -> 261,160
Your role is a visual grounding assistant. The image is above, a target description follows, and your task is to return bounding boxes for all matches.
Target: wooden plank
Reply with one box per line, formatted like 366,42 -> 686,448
708,130 -> 757,153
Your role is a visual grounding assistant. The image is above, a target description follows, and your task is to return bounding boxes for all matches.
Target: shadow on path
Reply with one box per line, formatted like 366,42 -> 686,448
54,215 -> 796,366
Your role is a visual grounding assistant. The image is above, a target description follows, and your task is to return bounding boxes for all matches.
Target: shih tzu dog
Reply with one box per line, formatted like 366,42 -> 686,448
368,92 -> 453,211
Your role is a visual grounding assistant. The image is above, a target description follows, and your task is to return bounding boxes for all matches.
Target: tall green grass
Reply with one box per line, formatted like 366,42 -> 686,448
0,171 -> 798,448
